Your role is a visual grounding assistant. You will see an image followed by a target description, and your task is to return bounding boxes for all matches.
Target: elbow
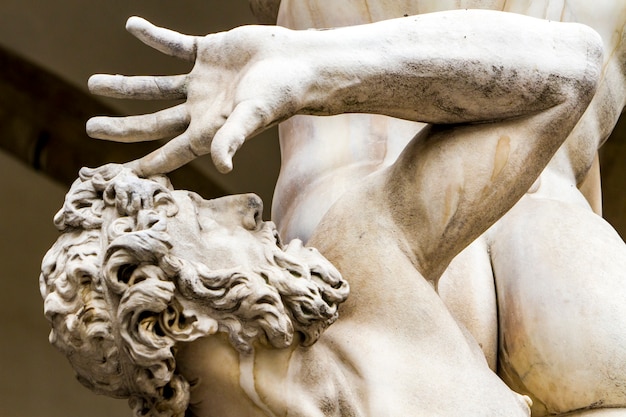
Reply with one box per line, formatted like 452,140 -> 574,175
563,24 -> 604,111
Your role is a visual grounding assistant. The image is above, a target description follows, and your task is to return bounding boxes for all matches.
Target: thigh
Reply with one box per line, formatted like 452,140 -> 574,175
490,195 -> 626,416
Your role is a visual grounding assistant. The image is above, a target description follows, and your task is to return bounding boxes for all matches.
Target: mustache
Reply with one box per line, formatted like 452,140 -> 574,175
256,220 -> 283,249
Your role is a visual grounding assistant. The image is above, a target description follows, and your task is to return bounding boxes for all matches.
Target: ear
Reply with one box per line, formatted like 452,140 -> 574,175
185,314 -> 219,341
164,306 -> 219,342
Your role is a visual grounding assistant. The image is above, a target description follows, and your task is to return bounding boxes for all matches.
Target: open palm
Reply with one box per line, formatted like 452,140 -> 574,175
87,17 -> 304,176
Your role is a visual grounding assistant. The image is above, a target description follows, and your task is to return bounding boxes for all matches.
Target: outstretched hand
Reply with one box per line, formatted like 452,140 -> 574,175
87,17 -> 304,176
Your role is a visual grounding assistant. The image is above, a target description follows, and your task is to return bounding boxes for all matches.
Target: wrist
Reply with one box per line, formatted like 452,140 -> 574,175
289,28 -> 379,116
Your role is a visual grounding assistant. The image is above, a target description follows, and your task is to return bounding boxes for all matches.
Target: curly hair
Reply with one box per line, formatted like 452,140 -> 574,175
40,164 -> 348,417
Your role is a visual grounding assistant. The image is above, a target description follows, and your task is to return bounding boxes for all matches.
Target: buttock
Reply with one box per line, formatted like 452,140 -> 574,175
487,195 -> 626,415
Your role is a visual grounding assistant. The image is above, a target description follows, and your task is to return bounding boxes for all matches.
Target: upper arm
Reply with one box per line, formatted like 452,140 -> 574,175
371,17 -> 603,281
385,100 -> 597,281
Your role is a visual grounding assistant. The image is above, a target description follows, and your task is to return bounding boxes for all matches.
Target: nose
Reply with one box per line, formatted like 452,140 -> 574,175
196,193 -> 264,229
237,193 -> 263,230
212,193 -> 262,230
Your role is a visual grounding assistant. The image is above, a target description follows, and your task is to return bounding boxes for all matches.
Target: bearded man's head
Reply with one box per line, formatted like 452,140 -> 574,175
40,164 -> 349,417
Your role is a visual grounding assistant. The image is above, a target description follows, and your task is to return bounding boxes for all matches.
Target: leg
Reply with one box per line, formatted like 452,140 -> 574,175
490,194 -> 626,416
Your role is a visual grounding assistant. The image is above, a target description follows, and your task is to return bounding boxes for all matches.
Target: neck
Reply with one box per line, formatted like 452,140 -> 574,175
176,332 -> 356,416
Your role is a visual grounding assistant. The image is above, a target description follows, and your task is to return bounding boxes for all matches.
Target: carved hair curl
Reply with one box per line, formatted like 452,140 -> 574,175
40,164 -> 348,417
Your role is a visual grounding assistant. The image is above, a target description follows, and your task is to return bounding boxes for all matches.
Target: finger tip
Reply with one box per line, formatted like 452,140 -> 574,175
217,161 -> 233,174
126,16 -> 144,28
85,118 -> 97,134
87,74 -> 105,92
126,16 -> 149,34
86,118 -> 105,138
212,154 -> 233,174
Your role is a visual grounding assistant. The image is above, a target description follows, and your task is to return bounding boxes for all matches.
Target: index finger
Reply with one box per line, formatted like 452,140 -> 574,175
126,16 -> 198,62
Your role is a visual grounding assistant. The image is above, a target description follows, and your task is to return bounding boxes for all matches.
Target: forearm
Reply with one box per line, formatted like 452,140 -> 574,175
84,11 -> 602,176
286,9 -> 602,123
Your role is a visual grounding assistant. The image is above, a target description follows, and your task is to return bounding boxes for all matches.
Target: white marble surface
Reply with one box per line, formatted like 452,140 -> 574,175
40,4 -> 626,416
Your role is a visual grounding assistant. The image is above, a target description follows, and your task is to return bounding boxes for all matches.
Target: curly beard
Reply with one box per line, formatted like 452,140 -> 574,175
174,221 -> 349,353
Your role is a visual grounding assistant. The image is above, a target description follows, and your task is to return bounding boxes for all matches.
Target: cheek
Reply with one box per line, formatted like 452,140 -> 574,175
196,233 -> 267,270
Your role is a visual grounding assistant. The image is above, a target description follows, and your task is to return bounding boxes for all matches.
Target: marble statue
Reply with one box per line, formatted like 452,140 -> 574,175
39,2 -> 626,416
